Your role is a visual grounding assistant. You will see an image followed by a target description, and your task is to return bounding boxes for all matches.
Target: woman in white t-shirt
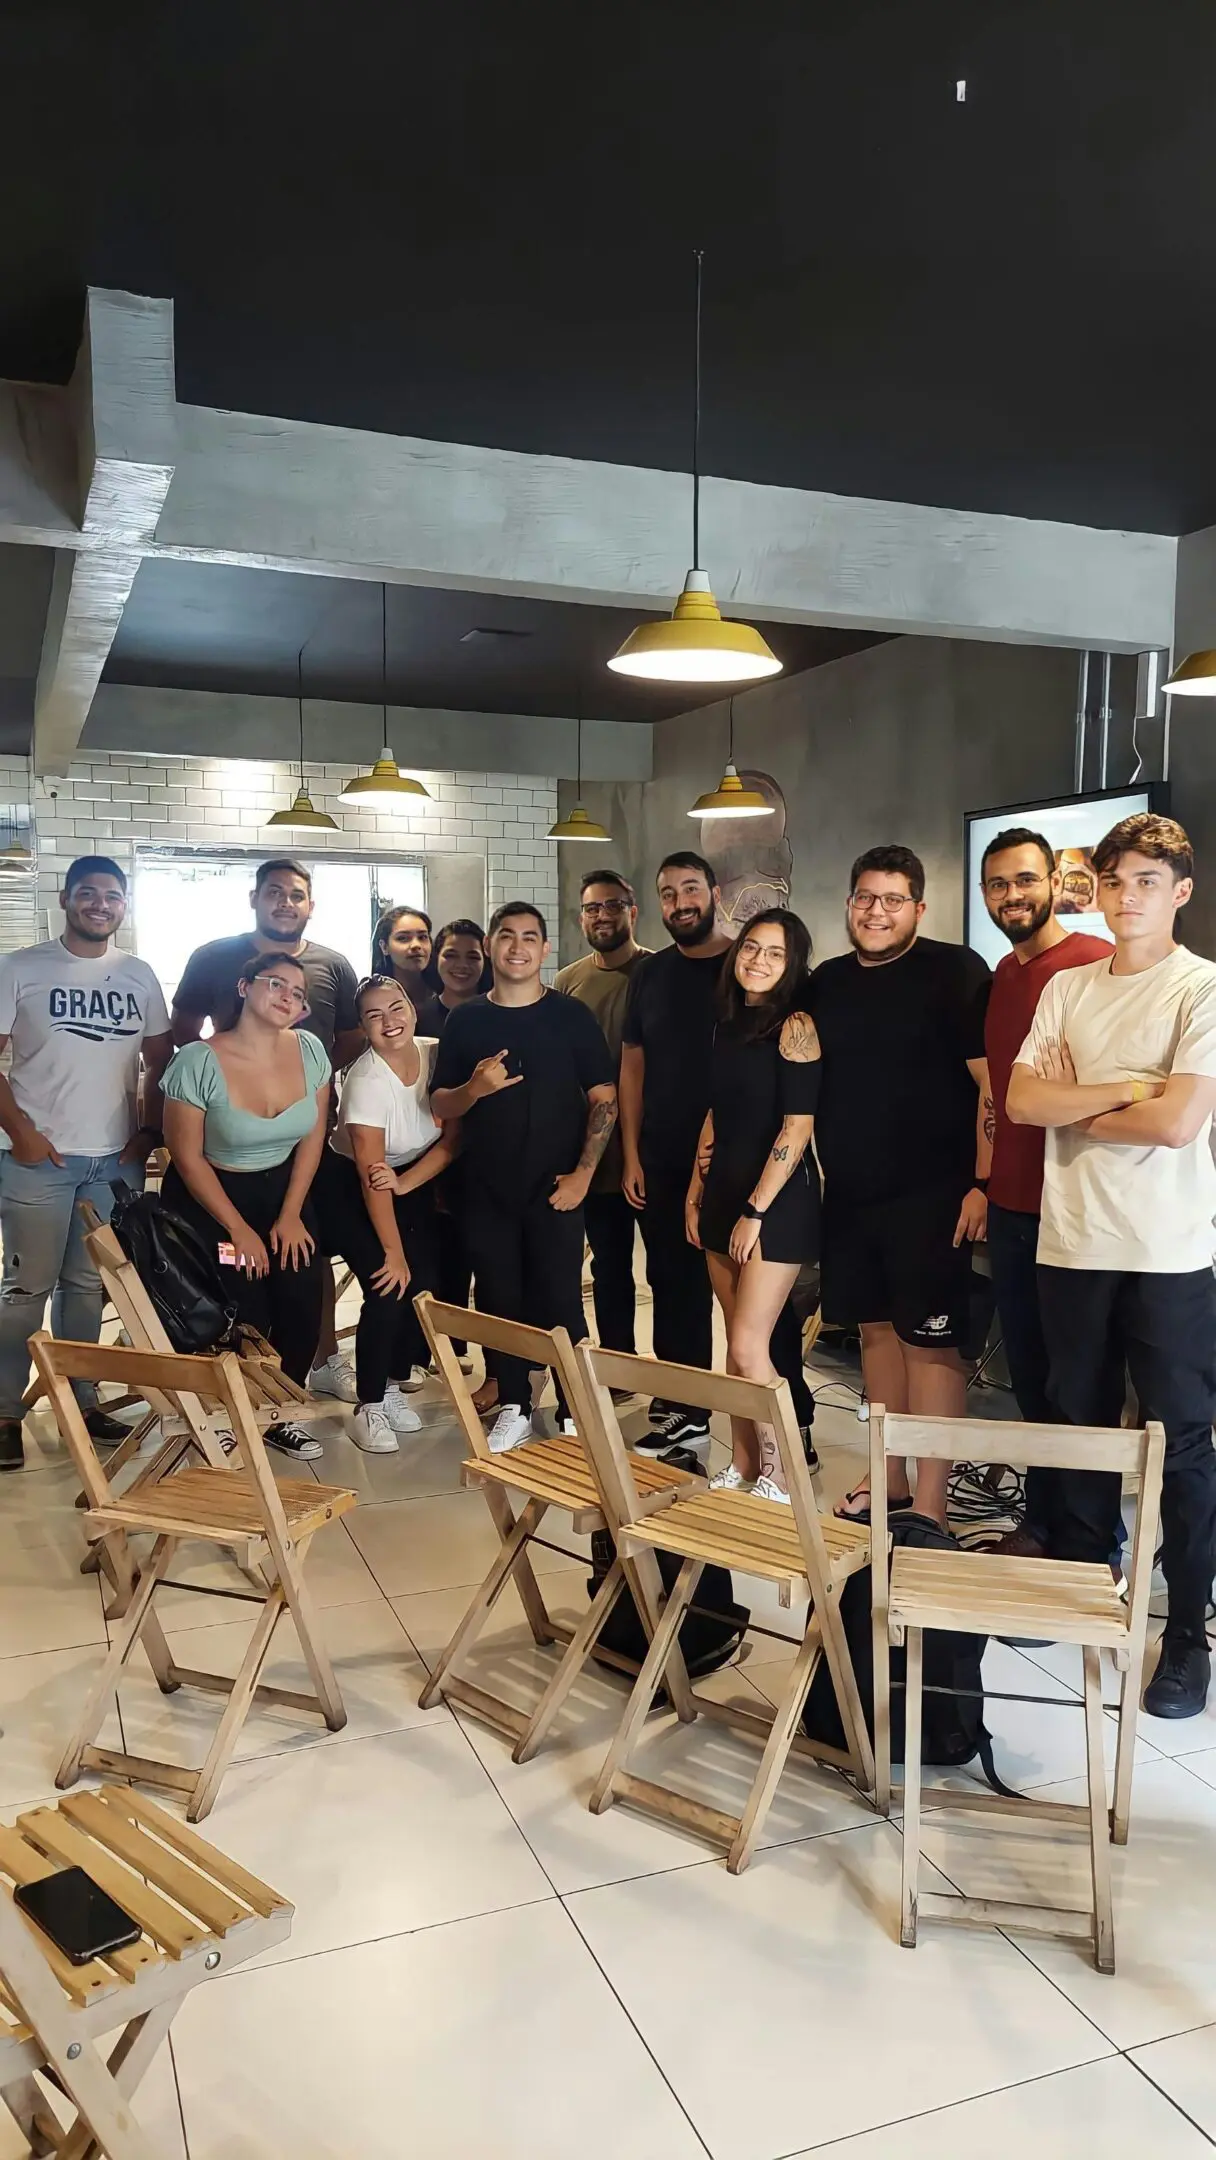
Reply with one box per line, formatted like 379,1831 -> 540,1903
329,975 -> 459,1452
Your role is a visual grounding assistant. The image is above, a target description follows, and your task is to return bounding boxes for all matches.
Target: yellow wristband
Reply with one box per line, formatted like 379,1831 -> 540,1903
1130,1079 -> 1148,1104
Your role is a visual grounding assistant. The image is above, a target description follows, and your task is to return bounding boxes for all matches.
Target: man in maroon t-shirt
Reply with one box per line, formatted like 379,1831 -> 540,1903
980,826 -> 1111,1556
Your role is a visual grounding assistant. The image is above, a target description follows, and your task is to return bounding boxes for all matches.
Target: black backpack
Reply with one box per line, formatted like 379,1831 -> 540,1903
587,1454 -> 750,1682
802,1511 -> 1012,1793
107,1186 -> 240,1357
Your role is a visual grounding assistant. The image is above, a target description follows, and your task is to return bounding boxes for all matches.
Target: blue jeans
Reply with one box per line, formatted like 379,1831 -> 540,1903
0,1152 -> 142,1418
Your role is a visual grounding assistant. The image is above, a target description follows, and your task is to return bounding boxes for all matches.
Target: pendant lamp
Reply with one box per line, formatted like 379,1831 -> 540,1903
340,586 -> 431,802
609,252 -> 781,686
548,715 -> 611,841
1163,650 -> 1216,696
265,650 -> 339,831
688,698 -> 772,818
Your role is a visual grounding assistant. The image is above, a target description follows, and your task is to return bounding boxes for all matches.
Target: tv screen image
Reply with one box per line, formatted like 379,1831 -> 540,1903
963,786 -> 1167,973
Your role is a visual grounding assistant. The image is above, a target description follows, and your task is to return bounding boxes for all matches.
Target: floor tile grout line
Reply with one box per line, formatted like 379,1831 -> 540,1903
1125,2048 -> 1216,2149
559,1892 -> 715,2159
766,2054 -> 1142,2159
166,2027 -> 193,2160
183,1893 -> 564,1985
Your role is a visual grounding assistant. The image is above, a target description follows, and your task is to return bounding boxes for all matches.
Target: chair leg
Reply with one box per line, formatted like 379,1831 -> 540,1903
817,1581 -> 876,1797
899,1629 -> 923,1949
274,1535 -> 347,1732
513,1557 -> 627,1764
589,1557 -> 702,1815
418,1496 -> 548,1710
873,1599 -> 892,1819
57,2000 -> 177,2160
728,1615 -> 823,1876
483,1482 -> 555,1646
187,1588 -> 286,1823
1110,1654 -> 1139,1848
1083,1643 -> 1116,1973
623,1550 -> 696,1724
56,1538 -> 174,1790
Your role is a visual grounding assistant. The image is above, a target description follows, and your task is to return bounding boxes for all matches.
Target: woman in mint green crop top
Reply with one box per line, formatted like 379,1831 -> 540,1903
160,952 -> 333,1400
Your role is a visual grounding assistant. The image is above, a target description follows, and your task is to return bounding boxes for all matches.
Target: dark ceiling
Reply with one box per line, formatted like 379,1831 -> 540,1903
2,2 -> 1216,535
102,559 -> 884,721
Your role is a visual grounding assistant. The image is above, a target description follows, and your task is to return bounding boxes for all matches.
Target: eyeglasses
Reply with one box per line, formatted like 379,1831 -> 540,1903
259,975 -> 310,1011
983,872 -> 1050,898
848,891 -> 914,916
581,898 -> 631,917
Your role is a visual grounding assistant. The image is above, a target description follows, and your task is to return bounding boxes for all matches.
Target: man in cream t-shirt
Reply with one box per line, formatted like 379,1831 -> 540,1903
0,857 -> 172,1471
1008,812 -> 1216,1719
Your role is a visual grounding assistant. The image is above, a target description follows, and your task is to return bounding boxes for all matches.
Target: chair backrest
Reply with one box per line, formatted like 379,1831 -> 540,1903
867,1406 -> 1166,1644
576,1344 -> 836,1597
28,1332 -> 298,1558
413,1293 -> 578,1470
81,1210 -> 230,1465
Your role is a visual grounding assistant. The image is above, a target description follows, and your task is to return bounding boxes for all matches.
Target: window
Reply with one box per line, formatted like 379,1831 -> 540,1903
132,850 -> 426,1011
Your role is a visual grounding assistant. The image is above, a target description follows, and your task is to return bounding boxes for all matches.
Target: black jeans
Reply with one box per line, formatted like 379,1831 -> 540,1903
583,1189 -> 638,1353
317,1153 -> 437,1403
462,1183 -> 587,1415
987,1202 -> 1060,1543
772,1296 -> 815,1430
162,1158 -> 322,1386
1039,1263 -> 1216,1642
636,1160 -> 714,1418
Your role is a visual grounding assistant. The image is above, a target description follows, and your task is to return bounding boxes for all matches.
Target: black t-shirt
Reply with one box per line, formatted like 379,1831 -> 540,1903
808,937 -> 991,1203
173,936 -> 360,1059
431,989 -> 614,1206
622,945 -> 730,1173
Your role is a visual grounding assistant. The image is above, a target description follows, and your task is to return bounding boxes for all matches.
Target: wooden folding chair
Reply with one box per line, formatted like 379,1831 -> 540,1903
414,1294 -> 697,1762
870,1406 -> 1164,1973
577,1345 -> 875,1872
32,1332 -> 357,1823
0,1784 -> 291,2159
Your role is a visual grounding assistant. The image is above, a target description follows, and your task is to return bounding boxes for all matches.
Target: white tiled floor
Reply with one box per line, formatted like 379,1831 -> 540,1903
1,1327 -> 1214,2157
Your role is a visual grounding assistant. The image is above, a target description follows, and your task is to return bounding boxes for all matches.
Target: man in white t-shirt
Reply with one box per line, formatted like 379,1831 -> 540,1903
0,856 -> 172,1471
1008,812 -> 1216,1719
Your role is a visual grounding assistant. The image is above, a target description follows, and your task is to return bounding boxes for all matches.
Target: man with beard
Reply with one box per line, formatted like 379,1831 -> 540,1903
0,857 -> 173,1469
808,845 -> 992,1525
978,828 -> 1110,1557
555,870 -> 651,1354
172,857 -> 363,1402
620,852 -> 815,1457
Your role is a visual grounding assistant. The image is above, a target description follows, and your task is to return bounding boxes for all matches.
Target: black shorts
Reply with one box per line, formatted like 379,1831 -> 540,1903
821,1181 -> 972,1351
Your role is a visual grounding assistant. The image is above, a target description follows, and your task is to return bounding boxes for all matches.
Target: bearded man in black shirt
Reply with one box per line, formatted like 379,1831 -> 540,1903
808,845 -> 992,1526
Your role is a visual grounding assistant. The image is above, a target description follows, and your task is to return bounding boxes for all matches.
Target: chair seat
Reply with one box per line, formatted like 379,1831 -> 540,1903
86,1466 -> 357,1548
625,1486 -> 871,1590
463,1436 -> 690,1529
889,1548 -> 1127,1646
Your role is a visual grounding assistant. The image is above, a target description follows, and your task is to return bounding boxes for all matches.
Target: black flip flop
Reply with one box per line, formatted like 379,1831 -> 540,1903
835,1487 -> 915,1524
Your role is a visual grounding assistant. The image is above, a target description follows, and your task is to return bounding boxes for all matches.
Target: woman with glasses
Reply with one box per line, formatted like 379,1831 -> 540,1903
684,908 -> 820,1501
371,905 -> 440,1011
160,952 -> 330,1459
327,975 -> 459,1452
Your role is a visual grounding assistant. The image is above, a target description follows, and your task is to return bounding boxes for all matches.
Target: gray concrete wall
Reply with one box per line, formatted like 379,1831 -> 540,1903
1168,527 -> 1216,954
556,636 -> 1079,964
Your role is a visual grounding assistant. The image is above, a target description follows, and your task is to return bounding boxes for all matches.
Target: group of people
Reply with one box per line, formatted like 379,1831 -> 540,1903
1,807 -> 1213,1723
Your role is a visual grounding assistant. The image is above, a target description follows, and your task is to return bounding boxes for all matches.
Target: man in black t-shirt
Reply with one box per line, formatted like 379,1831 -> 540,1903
431,901 -> 616,1450
172,857 -> 364,1401
808,844 -> 991,1525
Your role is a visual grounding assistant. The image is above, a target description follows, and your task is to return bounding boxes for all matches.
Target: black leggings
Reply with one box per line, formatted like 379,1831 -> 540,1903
162,1158 -> 323,1386
316,1152 -> 438,1404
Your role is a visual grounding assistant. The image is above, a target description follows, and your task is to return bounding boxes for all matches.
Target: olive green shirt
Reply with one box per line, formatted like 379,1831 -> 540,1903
555,947 -> 651,1194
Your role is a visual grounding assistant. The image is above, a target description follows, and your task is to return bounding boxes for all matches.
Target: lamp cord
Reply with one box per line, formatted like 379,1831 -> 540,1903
692,247 -> 703,573
297,645 -> 306,782
382,582 -> 388,739
727,694 -> 734,764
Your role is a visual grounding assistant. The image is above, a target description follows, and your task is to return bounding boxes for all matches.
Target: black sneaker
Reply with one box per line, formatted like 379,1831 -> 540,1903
0,1419 -> 23,1472
1143,1635 -> 1211,1720
264,1420 -> 324,1463
85,1409 -> 132,1446
635,1409 -> 710,1457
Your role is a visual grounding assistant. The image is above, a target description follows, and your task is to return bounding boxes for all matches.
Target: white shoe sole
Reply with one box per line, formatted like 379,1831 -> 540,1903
308,1372 -> 358,1405
634,1431 -> 711,1459
351,1431 -> 399,1454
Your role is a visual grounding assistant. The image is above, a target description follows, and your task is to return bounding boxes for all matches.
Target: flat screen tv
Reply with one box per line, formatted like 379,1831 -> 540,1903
964,785 -> 1170,972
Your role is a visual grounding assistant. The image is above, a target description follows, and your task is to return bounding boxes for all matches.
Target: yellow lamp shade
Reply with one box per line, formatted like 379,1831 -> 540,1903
340,750 -> 431,802
608,571 -> 782,685
548,803 -> 611,841
688,762 -> 773,818
1163,650 -> 1216,696
264,786 -> 339,832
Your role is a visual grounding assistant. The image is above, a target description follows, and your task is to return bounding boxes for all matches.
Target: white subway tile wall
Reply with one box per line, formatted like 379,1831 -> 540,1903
0,751 -> 560,960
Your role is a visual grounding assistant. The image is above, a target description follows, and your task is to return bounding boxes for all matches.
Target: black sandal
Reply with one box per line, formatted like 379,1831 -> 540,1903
835,1485 -> 915,1523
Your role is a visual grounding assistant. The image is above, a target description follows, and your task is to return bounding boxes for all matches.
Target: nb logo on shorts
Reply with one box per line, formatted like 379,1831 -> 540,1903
920,1314 -> 950,1334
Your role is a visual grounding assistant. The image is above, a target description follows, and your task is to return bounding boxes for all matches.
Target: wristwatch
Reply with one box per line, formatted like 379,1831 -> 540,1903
741,1201 -> 766,1222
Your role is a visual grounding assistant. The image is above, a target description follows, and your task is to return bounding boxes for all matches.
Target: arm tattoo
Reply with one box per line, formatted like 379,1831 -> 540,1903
983,1094 -> 995,1143
578,1096 -> 618,1172
770,1141 -> 790,1164
779,1012 -> 821,1062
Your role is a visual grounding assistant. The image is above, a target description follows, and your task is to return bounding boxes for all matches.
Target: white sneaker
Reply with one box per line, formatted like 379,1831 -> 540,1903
383,1382 -> 423,1434
309,1353 -> 358,1404
394,1366 -> 428,1393
753,1474 -> 792,1505
487,1405 -> 531,1455
559,1418 -> 578,1437
351,1402 -> 399,1454
709,1463 -> 754,1493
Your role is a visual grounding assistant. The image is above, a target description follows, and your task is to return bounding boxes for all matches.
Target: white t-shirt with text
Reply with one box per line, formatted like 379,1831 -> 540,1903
331,1041 -> 441,1169
0,940 -> 171,1156
1015,944 -> 1216,1273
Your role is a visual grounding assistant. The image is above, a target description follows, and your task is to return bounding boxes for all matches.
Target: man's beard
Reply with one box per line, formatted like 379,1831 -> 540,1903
65,911 -> 111,947
260,921 -> 303,945
995,897 -> 1053,946
667,907 -> 716,949
589,923 -> 630,955
845,917 -> 918,964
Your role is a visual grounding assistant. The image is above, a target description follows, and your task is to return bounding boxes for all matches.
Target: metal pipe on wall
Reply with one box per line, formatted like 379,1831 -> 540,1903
1074,650 -> 1090,792
1099,651 -> 1112,787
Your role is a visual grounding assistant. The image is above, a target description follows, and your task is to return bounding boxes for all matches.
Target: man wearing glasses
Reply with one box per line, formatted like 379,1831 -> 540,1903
555,870 -> 651,1356
808,845 -> 992,1525
978,827 -> 1110,1558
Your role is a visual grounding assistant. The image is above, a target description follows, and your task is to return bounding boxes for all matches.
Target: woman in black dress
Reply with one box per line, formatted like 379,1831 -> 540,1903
685,908 -> 821,1502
